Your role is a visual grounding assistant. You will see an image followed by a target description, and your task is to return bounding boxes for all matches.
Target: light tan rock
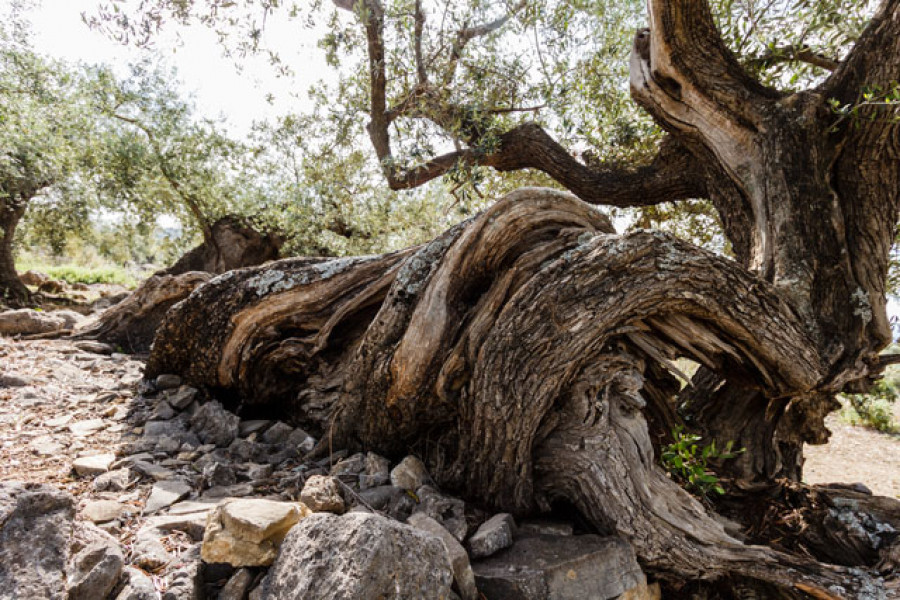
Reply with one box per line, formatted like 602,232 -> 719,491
299,475 -> 345,514
73,454 -> 116,477
389,455 -> 430,490
201,498 -> 311,566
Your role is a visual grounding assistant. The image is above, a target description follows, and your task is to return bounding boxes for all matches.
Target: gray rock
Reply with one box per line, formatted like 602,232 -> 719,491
204,462 -> 238,488
286,427 -> 316,453
0,373 -> 29,387
390,455 -> 431,490
133,460 -> 175,481
156,435 -> 184,453
245,463 -> 273,482
360,452 -> 390,490
408,513 -> 479,600
0,482 -> 74,599
518,519 -> 574,537
300,475 -> 345,514
145,479 -> 192,514
472,534 -> 646,600
156,374 -> 183,390
238,420 -> 272,437
258,512 -> 456,600
69,418 -> 107,437
161,545 -> 202,600
144,419 -> 188,438
468,513 -> 515,559
115,566 -> 158,600
0,308 -> 65,335
357,485 -> 404,511
191,401 -> 240,447
414,485 -> 468,541
228,439 -> 270,463
131,527 -> 173,570
93,468 -> 132,492
219,568 -> 254,600
74,340 -> 115,355
167,386 -> 198,410
330,452 -> 367,484
66,540 -> 124,600
260,421 -> 294,444
151,401 -> 178,421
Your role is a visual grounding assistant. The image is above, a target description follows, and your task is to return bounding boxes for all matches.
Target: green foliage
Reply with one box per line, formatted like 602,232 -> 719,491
841,378 -> 899,434
661,426 -> 744,499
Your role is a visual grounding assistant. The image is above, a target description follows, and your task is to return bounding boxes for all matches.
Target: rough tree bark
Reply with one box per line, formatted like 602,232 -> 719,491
0,199 -> 30,306
145,0 -> 900,597
157,215 -> 283,277
73,217 -> 280,352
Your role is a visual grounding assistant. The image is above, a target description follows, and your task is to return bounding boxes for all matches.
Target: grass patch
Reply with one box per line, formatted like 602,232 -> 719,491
839,378 -> 899,434
16,257 -> 137,288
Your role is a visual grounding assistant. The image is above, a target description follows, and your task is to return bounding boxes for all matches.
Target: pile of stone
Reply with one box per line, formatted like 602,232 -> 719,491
0,372 -> 660,599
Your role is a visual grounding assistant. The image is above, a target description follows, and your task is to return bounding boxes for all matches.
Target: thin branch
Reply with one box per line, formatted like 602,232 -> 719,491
111,112 -> 213,242
414,0 -> 427,84
746,45 -> 839,72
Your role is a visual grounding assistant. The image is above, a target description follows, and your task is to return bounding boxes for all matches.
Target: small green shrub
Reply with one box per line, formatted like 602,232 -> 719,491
842,379 -> 898,433
661,426 -> 744,499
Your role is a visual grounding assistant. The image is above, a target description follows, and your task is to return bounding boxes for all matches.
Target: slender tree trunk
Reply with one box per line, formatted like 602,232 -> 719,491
0,199 -> 31,307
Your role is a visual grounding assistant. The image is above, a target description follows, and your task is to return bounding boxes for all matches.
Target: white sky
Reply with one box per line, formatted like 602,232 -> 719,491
23,0 -> 333,135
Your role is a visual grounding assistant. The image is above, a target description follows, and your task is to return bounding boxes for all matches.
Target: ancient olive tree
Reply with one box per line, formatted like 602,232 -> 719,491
123,0 -> 900,596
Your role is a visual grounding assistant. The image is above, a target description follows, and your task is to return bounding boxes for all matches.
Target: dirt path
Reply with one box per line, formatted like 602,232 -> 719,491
804,407 -> 900,498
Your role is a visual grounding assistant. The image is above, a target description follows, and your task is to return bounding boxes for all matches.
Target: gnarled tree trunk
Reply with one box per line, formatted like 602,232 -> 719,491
158,215 -> 283,277
148,189 -> 898,597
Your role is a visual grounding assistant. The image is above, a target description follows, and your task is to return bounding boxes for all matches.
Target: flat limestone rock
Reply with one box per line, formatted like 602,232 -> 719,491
69,419 -> 107,437
258,512 -> 457,600
145,479 -> 192,514
73,454 -> 116,476
299,475 -> 345,514
472,534 -> 646,600
82,499 -> 125,524
0,309 -> 65,336
201,498 -> 311,567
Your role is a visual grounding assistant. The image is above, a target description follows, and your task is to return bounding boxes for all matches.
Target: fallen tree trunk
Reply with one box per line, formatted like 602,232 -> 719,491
75,271 -> 210,353
148,188 -> 896,597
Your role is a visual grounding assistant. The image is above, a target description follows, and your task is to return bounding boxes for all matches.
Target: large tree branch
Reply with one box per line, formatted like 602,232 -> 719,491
820,0 -> 900,105
745,45 -> 839,72
383,123 -> 706,208
634,0 -> 781,132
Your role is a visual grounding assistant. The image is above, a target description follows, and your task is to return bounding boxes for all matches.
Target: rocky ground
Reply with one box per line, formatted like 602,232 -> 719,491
0,328 -> 658,600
